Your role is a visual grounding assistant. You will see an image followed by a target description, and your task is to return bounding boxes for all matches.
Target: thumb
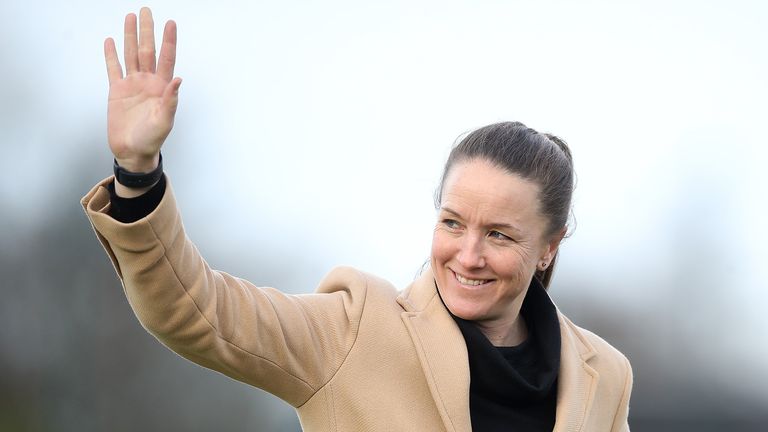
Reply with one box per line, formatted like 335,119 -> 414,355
162,77 -> 182,116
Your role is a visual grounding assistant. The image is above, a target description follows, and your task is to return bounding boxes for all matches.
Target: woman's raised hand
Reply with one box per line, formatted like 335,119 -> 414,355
104,7 -> 181,173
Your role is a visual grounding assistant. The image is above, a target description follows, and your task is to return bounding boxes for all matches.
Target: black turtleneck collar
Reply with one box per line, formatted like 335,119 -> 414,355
447,277 -> 561,432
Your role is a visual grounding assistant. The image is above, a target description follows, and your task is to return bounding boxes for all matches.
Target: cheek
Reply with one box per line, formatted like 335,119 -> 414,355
501,253 -> 540,296
499,249 -> 535,280
430,229 -> 453,265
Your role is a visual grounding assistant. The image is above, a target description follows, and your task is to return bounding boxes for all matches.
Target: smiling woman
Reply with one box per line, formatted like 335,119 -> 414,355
82,7 -> 632,432
433,158 -> 562,346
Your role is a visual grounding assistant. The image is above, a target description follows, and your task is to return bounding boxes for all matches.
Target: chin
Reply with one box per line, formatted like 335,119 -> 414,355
433,270 -> 492,321
439,292 -> 493,322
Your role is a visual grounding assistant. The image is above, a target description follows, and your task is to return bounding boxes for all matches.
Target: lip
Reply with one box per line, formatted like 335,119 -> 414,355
451,270 -> 494,288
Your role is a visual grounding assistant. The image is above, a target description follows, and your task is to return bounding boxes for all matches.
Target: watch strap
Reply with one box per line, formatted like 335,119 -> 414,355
113,153 -> 164,188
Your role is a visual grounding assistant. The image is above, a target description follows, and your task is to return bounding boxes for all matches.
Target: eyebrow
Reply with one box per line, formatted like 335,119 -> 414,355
440,206 -> 523,234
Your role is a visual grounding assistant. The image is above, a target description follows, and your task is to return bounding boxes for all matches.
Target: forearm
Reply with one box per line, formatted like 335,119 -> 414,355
84,176 -> 226,347
82,177 -> 362,406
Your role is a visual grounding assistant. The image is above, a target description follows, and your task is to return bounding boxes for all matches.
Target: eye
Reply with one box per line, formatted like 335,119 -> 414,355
441,219 -> 461,230
488,230 -> 512,241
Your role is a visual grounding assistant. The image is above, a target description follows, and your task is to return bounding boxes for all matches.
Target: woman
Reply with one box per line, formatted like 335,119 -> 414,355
83,8 -> 632,431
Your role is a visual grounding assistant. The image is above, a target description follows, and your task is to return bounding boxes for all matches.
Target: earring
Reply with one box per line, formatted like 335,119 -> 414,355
539,261 -> 548,270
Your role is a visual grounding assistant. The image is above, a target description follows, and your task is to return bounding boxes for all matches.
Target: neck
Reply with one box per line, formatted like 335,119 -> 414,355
474,314 -> 528,347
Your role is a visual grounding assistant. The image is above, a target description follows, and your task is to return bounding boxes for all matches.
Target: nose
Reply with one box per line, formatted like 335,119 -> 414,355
457,233 -> 486,269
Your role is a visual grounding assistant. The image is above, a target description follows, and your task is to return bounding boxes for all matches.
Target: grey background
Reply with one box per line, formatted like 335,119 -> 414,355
1,0 -> 767,430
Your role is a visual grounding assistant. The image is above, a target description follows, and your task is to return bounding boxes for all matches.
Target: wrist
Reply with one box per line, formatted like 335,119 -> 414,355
114,179 -> 158,198
115,153 -> 160,173
114,153 -> 164,190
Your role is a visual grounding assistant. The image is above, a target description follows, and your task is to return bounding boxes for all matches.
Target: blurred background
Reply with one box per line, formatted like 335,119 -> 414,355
1,0 -> 767,430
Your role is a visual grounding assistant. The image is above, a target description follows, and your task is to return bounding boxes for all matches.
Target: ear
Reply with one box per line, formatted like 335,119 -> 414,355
540,227 -> 567,265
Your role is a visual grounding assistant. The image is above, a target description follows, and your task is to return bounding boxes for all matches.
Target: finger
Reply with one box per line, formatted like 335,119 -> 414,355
161,77 -> 183,118
104,37 -> 123,85
156,20 -> 177,82
138,7 -> 156,73
123,13 -> 139,74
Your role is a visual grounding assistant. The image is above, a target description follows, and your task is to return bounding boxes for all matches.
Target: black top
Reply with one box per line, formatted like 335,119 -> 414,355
107,176 -> 561,430
450,277 -> 561,431
107,175 -> 166,223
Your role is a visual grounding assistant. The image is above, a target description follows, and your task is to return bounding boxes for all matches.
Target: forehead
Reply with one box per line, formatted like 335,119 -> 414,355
441,159 -> 544,227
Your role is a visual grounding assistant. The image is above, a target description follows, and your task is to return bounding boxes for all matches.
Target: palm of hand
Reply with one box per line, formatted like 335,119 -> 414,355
108,73 -> 173,160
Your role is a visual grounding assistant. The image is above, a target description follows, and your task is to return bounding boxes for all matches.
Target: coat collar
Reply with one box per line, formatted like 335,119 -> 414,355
396,267 -> 599,432
397,268 -> 472,432
552,310 -> 600,432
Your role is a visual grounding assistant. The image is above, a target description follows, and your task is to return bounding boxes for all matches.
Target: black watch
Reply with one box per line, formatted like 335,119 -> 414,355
113,153 -> 164,188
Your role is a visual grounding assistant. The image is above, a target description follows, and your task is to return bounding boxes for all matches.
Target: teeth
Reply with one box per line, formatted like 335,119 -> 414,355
455,273 -> 489,286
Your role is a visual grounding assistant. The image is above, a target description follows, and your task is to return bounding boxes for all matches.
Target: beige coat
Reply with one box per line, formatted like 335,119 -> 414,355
82,177 -> 632,431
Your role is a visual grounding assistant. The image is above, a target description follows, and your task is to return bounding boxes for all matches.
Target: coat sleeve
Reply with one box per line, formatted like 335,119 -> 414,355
81,176 -> 367,407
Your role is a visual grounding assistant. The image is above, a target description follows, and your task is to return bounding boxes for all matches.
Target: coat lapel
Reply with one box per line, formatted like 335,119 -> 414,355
553,312 -> 600,432
397,270 -> 600,432
397,270 -> 472,432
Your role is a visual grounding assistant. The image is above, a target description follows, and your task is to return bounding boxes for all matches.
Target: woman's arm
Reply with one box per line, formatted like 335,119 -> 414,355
86,8 -> 367,407
83,177 -> 366,406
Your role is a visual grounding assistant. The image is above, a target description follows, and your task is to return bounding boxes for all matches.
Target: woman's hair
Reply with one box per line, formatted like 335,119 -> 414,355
434,121 -> 575,288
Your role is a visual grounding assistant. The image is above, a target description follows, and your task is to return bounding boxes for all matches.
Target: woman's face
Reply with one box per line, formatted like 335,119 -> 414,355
431,158 -> 562,326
